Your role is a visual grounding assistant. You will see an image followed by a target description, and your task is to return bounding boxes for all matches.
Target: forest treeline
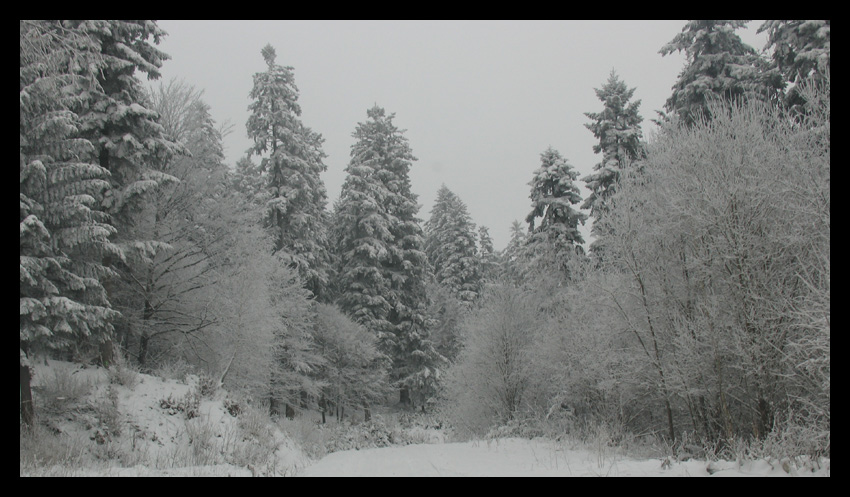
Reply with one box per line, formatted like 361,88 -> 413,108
20,20 -> 829,458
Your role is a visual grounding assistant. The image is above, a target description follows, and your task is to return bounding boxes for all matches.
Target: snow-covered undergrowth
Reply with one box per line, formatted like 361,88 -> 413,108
21,360 -> 829,477
20,360 -> 307,476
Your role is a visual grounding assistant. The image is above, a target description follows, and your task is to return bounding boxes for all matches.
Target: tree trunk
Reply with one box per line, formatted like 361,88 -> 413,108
20,361 -> 35,427
663,395 -> 676,443
364,402 -> 371,422
138,333 -> 150,367
218,352 -> 237,387
757,396 -> 772,439
400,387 -> 410,406
98,339 -> 114,368
285,403 -> 295,419
269,395 -> 280,417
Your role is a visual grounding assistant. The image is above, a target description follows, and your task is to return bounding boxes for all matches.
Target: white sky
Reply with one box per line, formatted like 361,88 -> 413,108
154,20 -> 769,251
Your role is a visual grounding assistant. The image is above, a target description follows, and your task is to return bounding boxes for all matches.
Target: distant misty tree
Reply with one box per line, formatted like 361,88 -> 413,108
333,105 -> 442,407
231,156 -> 268,207
424,282 -> 465,365
425,184 -> 482,307
312,303 -> 390,423
500,220 -> 528,283
524,147 -> 587,280
477,226 -> 500,284
246,44 -> 332,301
660,20 -> 781,126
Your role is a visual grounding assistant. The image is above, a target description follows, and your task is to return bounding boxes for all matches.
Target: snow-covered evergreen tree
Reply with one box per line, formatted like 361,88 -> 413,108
758,20 -> 830,111
524,147 -> 587,279
20,20 -> 122,425
660,20 -> 781,126
57,20 -> 184,366
424,184 -> 481,307
69,20 -> 181,223
246,44 -> 332,301
582,71 -> 645,259
333,105 -> 442,407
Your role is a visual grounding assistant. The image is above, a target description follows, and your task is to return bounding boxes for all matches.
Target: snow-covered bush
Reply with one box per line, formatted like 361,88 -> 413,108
159,389 -> 201,419
91,384 -> 122,442
20,423 -> 89,475
33,364 -> 95,414
107,354 -> 139,388
442,284 -> 546,439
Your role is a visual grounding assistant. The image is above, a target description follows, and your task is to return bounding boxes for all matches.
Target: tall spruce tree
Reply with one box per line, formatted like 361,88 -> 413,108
524,147 -> 587,279
334,105 -> 441,407
20,20 -> 122,425
62,20 -> 182,366
246,44 -> 332,301
660,20 -> 781,126
582,71 -> 645,259
424,184 -> 482,307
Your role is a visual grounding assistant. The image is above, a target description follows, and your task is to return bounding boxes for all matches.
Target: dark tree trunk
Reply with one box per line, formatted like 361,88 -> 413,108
285,403 -> 295,419
137,296 -> 155,368
98,339 -> 114,368
320,395 -> 326,424
400,387 -> 410,406
20,360 -> 35,427
664,396 -> 676,443
138,333 -> 150,367
269,395 -> 280,417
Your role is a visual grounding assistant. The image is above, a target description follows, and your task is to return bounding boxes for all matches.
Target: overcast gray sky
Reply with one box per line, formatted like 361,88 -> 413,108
154,20 -> 768,251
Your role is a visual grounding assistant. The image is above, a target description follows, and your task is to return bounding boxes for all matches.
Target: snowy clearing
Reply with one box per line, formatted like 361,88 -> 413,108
296,438 -> 829,477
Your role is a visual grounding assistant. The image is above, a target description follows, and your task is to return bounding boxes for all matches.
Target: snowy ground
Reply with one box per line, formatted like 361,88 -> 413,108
296,438 -> 829,477
21,360 -> 829,477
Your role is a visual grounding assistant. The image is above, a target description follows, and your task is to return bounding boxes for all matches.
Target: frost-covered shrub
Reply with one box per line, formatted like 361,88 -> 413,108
91,384 -> 122,442
20,423 -> 89,474
33,365 -> 94,414
107,355 -> 139,388
485,418 -> 547,440
237,402 -> 274,441
159,389 -> 201,419
196,373 -> 218,398
224,398 -> 241,417
152,358 -> 196,382
443,285 -> 545,439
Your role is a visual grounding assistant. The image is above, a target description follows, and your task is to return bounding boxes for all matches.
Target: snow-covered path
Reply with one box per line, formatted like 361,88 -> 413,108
297,438 -> 828,477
